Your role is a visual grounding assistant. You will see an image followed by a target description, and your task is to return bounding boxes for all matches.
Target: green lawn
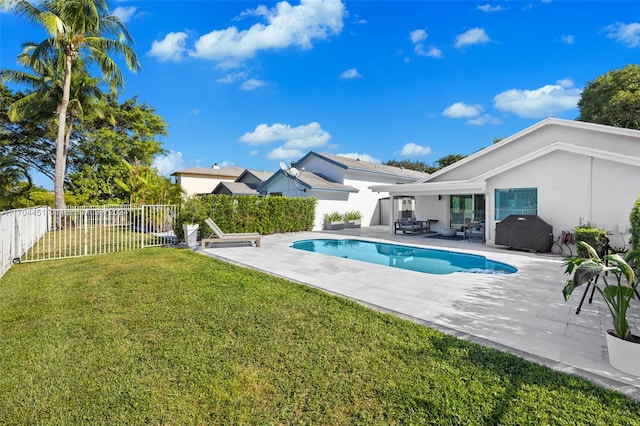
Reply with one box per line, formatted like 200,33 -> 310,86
1,248 -> 639,425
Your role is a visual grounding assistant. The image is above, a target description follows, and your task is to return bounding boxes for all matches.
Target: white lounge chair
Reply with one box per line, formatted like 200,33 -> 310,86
201,218 -> 261,248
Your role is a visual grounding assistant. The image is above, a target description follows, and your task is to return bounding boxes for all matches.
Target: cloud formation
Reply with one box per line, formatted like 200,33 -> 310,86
455,28 -> 490,48
112,6 -> 137,23
409,28 -> 442,58
493,79 -> 581,118
400,143 -> 431,156
603,22 -> 640,48
442,102 -> 483,118
241,78 -> 266,91
190,0 -> 345,62
149,32 -> 188,62
477,4 -> 508,13
153,150 -> 186,175
340,68 -> 362,79
239,122 -> 331,160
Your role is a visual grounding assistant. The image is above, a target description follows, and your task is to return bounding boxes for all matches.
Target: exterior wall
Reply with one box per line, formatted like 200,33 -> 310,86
486,150 -> 640,247
177,175 -> 235,196
414,195 -> 449,232
238,174 -> 263,189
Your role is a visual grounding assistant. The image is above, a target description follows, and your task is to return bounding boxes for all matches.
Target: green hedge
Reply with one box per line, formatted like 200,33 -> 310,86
174,195 -> 316,240
573,225 -> 605,257
630,192 -> 640,250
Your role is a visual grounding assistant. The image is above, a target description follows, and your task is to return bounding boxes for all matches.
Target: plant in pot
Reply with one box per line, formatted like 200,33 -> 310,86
323,211 -> 345,230
343,210 -> 362,228
562,241 -> 640,375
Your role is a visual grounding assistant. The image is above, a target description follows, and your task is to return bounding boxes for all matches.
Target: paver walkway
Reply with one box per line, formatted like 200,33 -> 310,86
201,226 -> 640,400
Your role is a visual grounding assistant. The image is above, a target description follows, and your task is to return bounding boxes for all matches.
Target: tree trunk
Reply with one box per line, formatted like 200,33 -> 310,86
54,54 -> 73,210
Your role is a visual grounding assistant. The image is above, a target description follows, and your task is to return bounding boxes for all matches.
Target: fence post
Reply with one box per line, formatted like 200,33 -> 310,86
141,205 -> 145,249
84,209 -> 88,256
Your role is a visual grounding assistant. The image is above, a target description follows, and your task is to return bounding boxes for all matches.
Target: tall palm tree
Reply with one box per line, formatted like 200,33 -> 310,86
3,0 -> 140,209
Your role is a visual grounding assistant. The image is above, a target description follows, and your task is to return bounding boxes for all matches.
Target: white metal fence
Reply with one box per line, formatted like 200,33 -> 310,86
1,204 -> 178,279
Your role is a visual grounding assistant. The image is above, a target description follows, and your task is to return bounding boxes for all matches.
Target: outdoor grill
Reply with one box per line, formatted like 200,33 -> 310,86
495,215 -> 553,252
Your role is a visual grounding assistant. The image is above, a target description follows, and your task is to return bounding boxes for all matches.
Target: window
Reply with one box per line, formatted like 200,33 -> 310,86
495,188 -> 537,220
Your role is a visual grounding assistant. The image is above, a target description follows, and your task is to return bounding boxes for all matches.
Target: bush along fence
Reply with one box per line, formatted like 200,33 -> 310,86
175,194 -> 316,240
0,204 -> 178,279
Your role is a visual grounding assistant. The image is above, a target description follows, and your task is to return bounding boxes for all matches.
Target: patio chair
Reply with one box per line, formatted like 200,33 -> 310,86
201,218 -> 261,248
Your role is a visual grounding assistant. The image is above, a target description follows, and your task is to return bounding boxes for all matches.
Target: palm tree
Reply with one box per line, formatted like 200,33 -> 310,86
3,0 -> 140,209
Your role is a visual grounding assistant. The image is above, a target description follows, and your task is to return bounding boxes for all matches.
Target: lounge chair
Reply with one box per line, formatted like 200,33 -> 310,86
201,218 -> 261,248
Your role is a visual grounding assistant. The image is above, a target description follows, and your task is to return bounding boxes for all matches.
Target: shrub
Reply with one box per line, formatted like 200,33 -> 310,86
574,225 -> 605,257
630,192 -> 640,250
323,211 -> 343,222
343,210 -> 362,221
174,194 -> 316,240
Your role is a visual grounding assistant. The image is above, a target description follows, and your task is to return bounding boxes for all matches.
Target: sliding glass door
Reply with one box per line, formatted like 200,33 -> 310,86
449,194 -> 485,230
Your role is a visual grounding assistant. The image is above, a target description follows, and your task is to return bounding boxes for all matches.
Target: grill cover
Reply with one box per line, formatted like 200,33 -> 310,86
495,215 -> 553,252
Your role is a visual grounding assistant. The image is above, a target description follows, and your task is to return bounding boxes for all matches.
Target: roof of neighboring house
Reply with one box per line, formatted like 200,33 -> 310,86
171,166 -> 245,178
235,169 -> 275,182
297,151 -> 426,180
212,182 -> 259,195
370,117 -> 640,194
257,170 -> 359,193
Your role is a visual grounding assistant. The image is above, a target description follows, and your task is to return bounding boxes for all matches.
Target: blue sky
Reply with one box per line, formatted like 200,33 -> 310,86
1,0 -> 639,185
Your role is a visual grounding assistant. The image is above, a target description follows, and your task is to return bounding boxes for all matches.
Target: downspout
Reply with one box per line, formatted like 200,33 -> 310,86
588,156 -> 593,224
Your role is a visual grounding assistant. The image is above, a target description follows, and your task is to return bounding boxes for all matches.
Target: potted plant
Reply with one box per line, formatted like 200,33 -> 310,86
323,211 -> 345,230
343,210 -> 362,228
562,241 -> 640,375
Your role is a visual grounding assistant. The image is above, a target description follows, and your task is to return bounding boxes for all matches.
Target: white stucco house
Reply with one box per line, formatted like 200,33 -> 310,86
371,118 -> 640,249
171,165 -> 245,196
258,151 -> 426,231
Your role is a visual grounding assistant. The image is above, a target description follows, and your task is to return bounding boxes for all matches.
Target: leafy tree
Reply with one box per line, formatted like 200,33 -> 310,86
385,154 -> 467,174
0,156 -> 32,210
68,97 -> 168,203
3,0 -> 140,209
115,159 -> 183,205
577,64 -> 640,129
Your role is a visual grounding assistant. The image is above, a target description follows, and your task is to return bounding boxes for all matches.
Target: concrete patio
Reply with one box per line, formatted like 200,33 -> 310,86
200,225 -> 640,401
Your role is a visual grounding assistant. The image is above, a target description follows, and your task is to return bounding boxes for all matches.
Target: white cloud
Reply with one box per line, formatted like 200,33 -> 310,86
217,71 -> 249,84
493,79 -> 581,118
148,32 -> 188,62
241,78 -> 266,91
410,29 -> 427,43
455,27 -> 490,48
400,143 -> 431,156
340,68 -> 362,79
239,122 -> 331,160
409,29 -> 442,58
249,150 -> 259,156
153,151 -> 186,175
190,0 -> 345,62
477,4 -> 508,13
603,22 -> 640,48
337,152 -> 381,163
561,34 -> 575,44
112,6 -> 137,23
442,102 -> 484,118
466,114 -> 502,126
189,108 -> 200,116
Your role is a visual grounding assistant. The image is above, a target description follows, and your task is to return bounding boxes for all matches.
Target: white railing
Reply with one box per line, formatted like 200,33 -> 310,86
0,204 -> 178,279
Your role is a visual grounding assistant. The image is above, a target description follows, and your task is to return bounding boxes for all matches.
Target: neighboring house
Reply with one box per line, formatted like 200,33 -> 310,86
212,169 -> 274,196
258,151 -> 426,230
172,164 -> 245,196
371,118 -> 640,248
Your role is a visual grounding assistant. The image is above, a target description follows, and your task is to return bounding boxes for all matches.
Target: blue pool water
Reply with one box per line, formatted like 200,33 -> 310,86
290,239 -> 517,275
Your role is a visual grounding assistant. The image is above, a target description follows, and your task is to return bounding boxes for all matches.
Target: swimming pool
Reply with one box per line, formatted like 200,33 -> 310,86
290,239 -> 517,275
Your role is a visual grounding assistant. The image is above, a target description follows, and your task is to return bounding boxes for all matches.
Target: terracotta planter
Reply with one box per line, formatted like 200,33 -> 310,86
606,330 -> 640,376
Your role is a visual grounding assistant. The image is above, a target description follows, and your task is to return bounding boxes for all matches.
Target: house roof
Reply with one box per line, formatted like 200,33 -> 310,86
297,151 -> 426,180
235,169 -> 274,182
257,169 -> 358,193
171,166 -> 245,178
371,117 -> 640,195
212,182 -> 259,195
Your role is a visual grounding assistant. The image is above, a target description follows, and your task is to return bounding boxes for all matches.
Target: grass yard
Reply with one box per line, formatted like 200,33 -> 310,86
1,248 -> 639,425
